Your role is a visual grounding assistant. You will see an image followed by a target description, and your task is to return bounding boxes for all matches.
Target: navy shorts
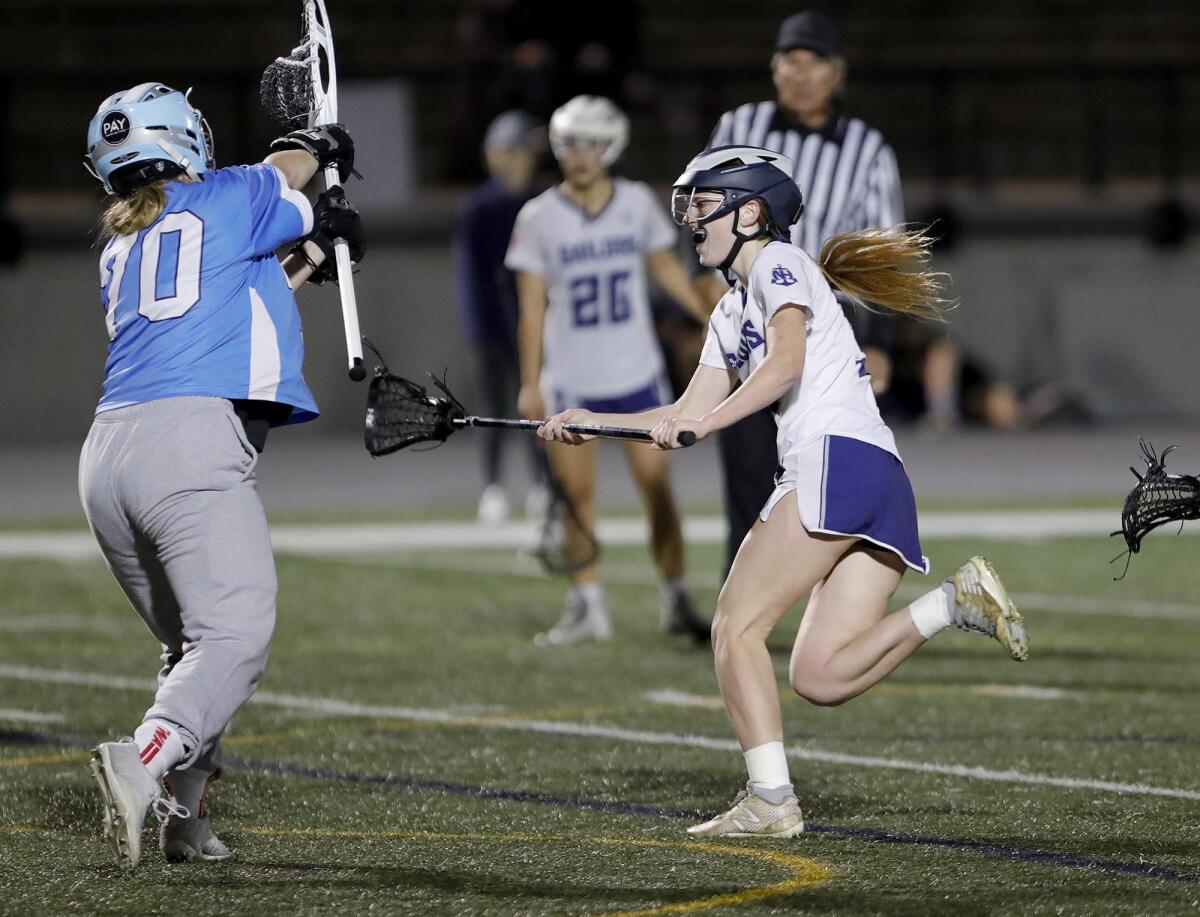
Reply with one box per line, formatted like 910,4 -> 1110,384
760,434 -> 928,574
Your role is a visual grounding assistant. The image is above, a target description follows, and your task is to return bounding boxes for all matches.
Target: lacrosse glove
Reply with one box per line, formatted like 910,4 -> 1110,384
269,123 -> 357,182
292,185 -> 365,285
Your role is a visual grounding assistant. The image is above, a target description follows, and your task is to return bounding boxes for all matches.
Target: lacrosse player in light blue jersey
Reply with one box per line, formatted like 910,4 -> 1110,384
79,82 -> 364,869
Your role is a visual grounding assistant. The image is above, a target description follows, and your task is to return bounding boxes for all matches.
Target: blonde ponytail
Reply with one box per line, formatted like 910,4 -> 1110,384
816,225 -> 953,321
100,180 -> 172,238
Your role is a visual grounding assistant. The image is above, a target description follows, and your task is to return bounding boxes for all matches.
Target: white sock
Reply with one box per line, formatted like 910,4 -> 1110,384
576,582 -> 605,612
165,766 -> 217,818
660,577 -> 686,601
743,741 -> 790,791
133,719 -> 185,781
908,582 -> 955,639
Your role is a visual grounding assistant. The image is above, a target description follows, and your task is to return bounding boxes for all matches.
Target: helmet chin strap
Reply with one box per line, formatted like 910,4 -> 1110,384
714,205 -> 771,273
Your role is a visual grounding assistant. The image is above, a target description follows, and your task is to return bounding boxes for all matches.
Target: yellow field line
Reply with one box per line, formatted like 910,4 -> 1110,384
241,827 -> 837,916
0,750 -> 83,768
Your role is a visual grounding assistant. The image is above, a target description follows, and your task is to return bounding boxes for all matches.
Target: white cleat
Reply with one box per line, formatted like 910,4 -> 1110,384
477,484 -> 511,526
89,739 -> 188,869
687,785 -> 805,838
534,591 -> 612,647
950,555 -> 1028,661
161,814 -> 233,863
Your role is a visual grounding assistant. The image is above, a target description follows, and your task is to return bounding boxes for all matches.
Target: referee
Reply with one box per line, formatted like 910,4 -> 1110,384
707,11 -> 905,576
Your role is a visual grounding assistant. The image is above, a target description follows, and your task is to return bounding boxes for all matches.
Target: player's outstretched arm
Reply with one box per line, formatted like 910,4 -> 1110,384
540,364 -> 733,447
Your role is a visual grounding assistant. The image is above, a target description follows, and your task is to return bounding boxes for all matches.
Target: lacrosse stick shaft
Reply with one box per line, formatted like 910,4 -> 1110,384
452,416 -> 696,446
323,165 -> 366,381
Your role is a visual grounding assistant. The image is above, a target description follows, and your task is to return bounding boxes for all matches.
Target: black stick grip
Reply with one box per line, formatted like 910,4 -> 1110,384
676,431 -> 697,447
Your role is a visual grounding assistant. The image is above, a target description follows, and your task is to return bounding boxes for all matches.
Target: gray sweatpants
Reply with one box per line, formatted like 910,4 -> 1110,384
79,396 -> 277,771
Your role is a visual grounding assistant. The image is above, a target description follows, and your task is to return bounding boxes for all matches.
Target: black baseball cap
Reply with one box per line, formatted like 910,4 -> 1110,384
775,11 -> 840,58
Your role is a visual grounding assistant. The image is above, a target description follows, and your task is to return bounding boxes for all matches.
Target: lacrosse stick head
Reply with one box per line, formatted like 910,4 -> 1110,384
533,470 -> 601,576
260,0 -> 337,129
363,347 -> 468,456
1111,438 -> 1200,577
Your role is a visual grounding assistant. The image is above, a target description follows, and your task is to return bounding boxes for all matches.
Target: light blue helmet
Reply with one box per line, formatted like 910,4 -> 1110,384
85,82 -> 214,195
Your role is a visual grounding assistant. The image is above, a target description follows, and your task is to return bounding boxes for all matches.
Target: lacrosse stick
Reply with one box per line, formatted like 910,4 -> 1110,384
1110,438 -> 1200,579
261,0 -> 366,381
362,346 -> 695,456
531,456 -> 602,575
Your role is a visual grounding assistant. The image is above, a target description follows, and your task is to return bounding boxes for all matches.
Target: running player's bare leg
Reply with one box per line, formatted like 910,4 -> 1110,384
713,492 -> 854,750
537,439 -> 609,645
788,545 -> 917,706
621,440 -> 683,579
546,438 -> 599,585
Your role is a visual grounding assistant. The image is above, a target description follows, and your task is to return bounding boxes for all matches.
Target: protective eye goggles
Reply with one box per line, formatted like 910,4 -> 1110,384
670,188 -> 730,226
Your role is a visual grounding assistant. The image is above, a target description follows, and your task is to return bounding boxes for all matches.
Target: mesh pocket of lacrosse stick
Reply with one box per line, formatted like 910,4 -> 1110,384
260,1 -> 332,128
531,464 -> 601,577
1110,438 -> 1200,579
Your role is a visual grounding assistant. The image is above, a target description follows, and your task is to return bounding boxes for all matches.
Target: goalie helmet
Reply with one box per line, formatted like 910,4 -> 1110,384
671,145 -> 804,240
549,95 -> 629,167
85,83 -> 215,195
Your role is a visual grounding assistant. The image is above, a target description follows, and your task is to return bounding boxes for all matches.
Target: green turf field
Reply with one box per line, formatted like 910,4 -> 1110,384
1,527 -> 1198,915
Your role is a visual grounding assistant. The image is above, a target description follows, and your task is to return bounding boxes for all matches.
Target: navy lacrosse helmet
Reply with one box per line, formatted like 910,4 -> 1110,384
671,145 -> 804,240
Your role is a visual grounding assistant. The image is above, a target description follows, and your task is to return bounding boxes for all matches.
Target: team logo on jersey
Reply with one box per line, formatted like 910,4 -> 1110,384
101,112 -> 130,145
770,265 -> 797,287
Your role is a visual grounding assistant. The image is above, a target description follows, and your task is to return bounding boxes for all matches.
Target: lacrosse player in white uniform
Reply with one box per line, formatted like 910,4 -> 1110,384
540,146 -> 1027,836
80,82 -> 361,868
506,95 -> 711,646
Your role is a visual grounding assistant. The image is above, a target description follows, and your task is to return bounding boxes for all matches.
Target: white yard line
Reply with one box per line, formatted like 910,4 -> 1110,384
0,708 -> 64,724
0,508 -> 1155,563
0,663 -> 1194,802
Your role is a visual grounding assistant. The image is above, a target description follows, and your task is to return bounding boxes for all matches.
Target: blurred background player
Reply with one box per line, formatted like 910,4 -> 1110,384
80,83 -> 362,868
506,94 -> 711,646
453,110 -> 551,523
706,10 -> 963,576
538,145 -> 1026,837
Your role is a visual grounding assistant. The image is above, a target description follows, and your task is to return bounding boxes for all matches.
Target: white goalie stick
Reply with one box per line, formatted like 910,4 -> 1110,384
261,0 -> 366,381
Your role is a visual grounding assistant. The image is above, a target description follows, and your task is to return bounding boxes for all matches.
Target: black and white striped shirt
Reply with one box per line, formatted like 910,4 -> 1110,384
710,101 -> 904,259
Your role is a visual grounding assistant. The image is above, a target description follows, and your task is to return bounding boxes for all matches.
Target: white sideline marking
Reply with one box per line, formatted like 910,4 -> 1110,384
0,508 -> 1162,562
0,663 -> 1196,802
968,684 -> 1075,701
0,708 -> 64,724
644,689 -> 727,709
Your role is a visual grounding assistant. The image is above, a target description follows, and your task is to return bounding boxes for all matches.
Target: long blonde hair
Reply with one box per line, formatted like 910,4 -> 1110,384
816,225 -> 953,321
99,179 -> 173,238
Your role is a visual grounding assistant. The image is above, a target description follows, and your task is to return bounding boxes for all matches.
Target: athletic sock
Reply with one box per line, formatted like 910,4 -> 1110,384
908,582 -> 956,639
660,577 -> 687,601
165,767 -> 217,819
576,582 -> 605,613
743,741 -> 791,798
133,719 -> 185,781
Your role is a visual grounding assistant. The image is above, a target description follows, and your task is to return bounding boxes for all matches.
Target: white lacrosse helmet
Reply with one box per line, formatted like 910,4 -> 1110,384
549,95 -> 629,166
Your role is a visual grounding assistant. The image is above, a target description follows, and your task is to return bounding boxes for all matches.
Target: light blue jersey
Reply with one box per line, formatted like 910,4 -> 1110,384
96,163 -> 318,424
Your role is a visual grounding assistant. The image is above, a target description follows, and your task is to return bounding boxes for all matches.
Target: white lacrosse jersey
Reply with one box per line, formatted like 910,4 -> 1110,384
699,240 -> 897,460
504,178 -> 676,398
